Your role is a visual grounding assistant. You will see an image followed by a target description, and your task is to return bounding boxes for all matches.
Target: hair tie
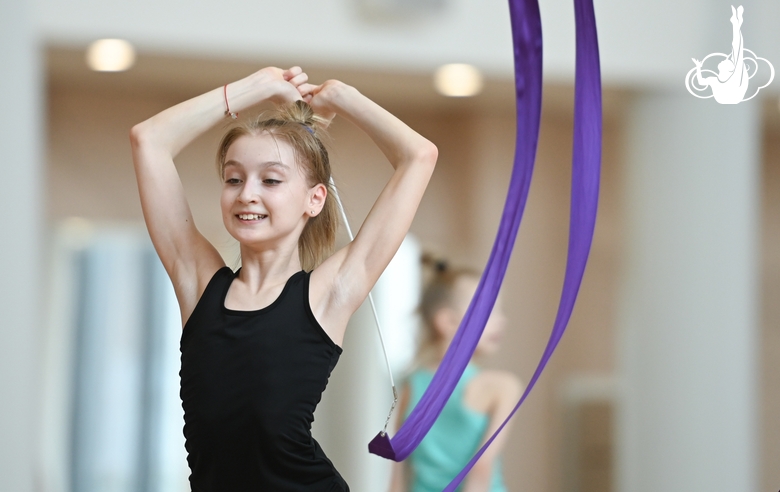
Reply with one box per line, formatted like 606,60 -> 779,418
300,123 -> 315,135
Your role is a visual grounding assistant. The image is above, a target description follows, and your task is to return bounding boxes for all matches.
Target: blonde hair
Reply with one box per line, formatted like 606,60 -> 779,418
416,254 -> 479,365
216,101 -> 338,272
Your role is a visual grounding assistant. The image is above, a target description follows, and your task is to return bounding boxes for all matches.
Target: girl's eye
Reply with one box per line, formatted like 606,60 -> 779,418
225,178 -> 242,185
263,179 -> 281,185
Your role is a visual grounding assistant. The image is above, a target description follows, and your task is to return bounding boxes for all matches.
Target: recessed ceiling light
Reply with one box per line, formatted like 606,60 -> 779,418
86,39 -> 136,72
434,63 -> 484,97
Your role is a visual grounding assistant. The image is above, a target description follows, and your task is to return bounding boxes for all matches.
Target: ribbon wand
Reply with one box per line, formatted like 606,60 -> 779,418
329,177 -> 399,434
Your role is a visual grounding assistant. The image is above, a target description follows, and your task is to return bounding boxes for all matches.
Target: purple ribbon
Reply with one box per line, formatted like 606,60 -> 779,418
368,0 -> 601,489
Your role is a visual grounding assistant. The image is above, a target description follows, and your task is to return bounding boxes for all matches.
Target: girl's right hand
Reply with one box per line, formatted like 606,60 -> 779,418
131,64 -> 309,326
252,66 -> 307,106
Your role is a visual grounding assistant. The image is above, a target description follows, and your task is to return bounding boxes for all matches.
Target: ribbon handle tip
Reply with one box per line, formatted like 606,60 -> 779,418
368,432 -> 398,460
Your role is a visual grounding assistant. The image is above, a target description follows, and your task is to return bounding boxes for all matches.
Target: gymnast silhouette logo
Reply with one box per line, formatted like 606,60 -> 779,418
685,5 -> 774,104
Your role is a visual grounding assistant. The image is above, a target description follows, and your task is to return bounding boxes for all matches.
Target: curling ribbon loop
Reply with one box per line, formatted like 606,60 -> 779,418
369,0 -> 601,490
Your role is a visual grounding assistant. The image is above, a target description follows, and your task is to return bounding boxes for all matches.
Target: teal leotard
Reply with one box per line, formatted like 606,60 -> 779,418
405,364 -> 507,492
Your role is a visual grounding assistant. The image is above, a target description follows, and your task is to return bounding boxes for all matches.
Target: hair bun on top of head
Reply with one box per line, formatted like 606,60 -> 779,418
421,252 -> 448,274
271,100 -> 326,136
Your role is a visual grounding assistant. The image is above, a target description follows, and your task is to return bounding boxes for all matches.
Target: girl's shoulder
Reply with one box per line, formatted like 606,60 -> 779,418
472,368 -> 522,392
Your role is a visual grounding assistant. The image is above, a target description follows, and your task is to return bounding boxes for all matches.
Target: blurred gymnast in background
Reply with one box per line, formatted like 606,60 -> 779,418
390,257 -> 522,492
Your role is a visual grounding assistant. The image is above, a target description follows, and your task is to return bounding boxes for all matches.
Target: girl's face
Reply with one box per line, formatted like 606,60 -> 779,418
477,291 -> 507,356
439,275 -> 507,356
220,133 -> 322,251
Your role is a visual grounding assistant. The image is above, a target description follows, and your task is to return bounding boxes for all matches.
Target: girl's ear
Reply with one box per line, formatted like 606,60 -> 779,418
308,183 -> 327,216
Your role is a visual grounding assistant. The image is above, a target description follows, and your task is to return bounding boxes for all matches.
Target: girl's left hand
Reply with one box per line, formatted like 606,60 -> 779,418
297,80 -> 353,126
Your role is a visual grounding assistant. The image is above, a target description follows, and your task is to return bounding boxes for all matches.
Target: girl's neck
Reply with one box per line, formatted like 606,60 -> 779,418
237,243 -> 302,288
424,341 -> 481,371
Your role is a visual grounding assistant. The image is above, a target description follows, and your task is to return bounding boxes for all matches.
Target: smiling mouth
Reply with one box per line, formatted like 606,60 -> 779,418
237,214 -> 267,221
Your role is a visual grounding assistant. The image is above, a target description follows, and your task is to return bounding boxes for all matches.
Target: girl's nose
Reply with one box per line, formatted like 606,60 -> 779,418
238,181 -> 260,203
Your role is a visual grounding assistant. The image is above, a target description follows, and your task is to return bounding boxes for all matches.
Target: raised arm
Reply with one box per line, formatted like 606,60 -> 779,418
730,6 -> 744,67
302,81 -> 438,337
129,67 -> 306,323
692,59 -> 712,87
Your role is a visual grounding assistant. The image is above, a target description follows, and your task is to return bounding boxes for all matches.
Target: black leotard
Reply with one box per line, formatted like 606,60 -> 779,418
180,267 -> 348,491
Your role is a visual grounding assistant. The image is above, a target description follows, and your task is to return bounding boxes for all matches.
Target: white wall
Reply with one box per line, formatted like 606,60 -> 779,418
0,1 -> 44,491
617,91 -> 760,492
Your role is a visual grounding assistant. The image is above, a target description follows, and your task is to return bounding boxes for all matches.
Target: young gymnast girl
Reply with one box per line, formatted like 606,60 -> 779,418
389,258 -> 522,492
130,66 -> 437,491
